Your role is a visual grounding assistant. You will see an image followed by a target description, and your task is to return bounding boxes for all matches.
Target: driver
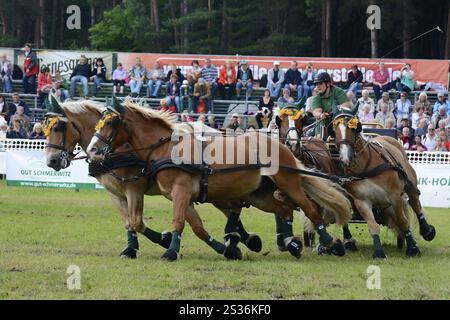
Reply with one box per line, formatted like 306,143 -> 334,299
311,72 -> 352,140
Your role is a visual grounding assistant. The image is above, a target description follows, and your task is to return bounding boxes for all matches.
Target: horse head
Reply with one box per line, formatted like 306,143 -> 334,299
87,96 -> 128,161
332,102 -> 362,167
44,95 -> 81,171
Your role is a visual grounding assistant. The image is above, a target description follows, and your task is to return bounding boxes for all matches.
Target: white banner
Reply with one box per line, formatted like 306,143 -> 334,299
411,164 -> 450,208
6,150 -> 101,189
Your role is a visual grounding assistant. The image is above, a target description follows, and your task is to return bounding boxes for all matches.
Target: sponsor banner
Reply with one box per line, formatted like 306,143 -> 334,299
412,164 -> 450,208
14,49 -> 114,80
6,150 -> 101,189
117,52 -> 449,87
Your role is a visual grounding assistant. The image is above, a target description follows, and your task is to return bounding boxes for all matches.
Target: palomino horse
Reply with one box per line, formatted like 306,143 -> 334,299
86,98 -> 352,261
44,97 -> 229,259
275,105 -> 436,258
44,97 -> 304,260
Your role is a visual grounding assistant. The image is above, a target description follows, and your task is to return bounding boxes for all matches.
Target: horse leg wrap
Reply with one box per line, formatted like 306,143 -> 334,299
317,224 -> 333,246
205,236 -> 226,254
120,231 -> 139,259
342,224 -> 352,240
371,234 -> 386,259
418,213 -> 436,241
143,227 -> 162,244
168,231 -> 182,252
405,230 -> 421,257
225,212 -> 249,242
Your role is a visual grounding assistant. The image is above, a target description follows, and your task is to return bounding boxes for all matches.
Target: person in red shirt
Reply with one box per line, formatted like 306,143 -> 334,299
372,62 -> 390,103
217,60 -> 237,100
22,43 -> 39,94
37,66 -> 53,108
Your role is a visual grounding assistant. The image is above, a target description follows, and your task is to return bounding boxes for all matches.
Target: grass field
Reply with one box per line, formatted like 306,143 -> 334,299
0,181 -> 449,300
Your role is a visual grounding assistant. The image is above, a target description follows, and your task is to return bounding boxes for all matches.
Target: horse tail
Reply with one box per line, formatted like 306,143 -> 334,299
297,161 -> 352,226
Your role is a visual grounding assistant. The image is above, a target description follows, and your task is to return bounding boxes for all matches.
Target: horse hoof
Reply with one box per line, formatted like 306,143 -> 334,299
343,238 -> 358,252
223,245 -> 242,260
287,237 -> 303,258
159,231 -> 172,249
406,246 -> 421,258
119,247 -> 138,259
316,244 -> 331,255
372,249 -> 387,259
421,225 -> 436,242
329,239 -> 346,257
244,234 -> 262,253
277,233 -> 287,252
161,249 -> 179,262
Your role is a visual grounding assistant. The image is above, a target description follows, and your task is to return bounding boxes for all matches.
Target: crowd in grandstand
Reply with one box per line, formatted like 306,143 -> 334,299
0,44 -> 449,151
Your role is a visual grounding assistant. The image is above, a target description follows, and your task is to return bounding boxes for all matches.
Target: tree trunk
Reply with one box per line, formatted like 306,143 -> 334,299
325,0 -> 331,56
150,0 -> 160,32
370,0 -> 378,58
91,5 -> 95,27
50,0 -> 57,48
59,4 -> 64,48
181,0 -> 188,53
221,0 -> 227,51
207,0 -> 214,52
445,2 -> 450,59
0,5 -> 6,36
321,0 -> 326,57
168,0 -> 179,49
402,0 -> 410,58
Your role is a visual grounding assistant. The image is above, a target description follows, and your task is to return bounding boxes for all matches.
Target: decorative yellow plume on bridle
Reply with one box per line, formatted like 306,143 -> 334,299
95,113 -> 116,132
333,117 -> 359,129
43,116 -> 59,137
278,108 -> 304,121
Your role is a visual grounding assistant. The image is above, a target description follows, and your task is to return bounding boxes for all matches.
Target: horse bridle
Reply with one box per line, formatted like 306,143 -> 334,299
45,115 -> 82,161
332,114 -> 358,149
93,112 -> 129,157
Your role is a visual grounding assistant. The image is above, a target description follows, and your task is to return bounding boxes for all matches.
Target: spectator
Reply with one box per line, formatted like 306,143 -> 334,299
53,70 -> 70,102
301,62 -> 317,97
256,88 -> 274,129
22,43 -> 38,94
358,104 -> 375,124
180,110 -> 194,123
346,65 -> 363,104
193,77 -> 211,113
346,91 -> 354,106
284,61 -> 304,99
277,88 -> 294,104
267,61 -> 285,99
396,63 -> 415,93
29,122 -> 45,139
7,119 -> 28,139
189,60 -> 202,80
166,63 -> 185,84
422,125 -> 437,151
357,89 -> 375,113
236,60 -> 253,100
112,63 -> 127,94
200,58 -> 218,98
90,58 -> 107,97
207,115 -> 220,129
400,127 -> 412,149
0,123 -> 8,139
409,135 -> 427,152
376,91 -> 395,113
157,98 -> 176,113
431,106 -> 448,129
9,105 -> 31,131
375,102 -> 395,127
0,94 -> 9,122
305,87 -> 318,112
197,114 -> 206,124
432,92 -> 450,115
218,60 -> 237,100
185,74 -> 197,113
37,65 -> 53,108
414,92 -> 432,116
436,119 -> 448,134
415,118 -> 429,137
411,106 -> 429,130
432,137 -> 447,152
227,113 -> 243,131
128,57 -> 146,97
395,92 -> 412,127
8,93 -> 30,119
398,118 -> 414,138
146,61 -> 165,98
70,55 -> 91,98
180,80 -> 191,112
438,130 -> 450,151
0,53 -> 13,93
166,74 -> 181,112
385,118 -> 396,129
372,62 -> 390,102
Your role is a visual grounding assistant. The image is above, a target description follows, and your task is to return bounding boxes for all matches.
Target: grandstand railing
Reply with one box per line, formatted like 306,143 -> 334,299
1,138 -> 448,165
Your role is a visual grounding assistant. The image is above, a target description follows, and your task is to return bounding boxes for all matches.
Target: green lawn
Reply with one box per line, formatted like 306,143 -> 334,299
0,182 -> 449,300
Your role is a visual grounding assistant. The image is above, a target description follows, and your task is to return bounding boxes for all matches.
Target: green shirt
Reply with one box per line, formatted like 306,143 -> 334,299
311,86 -> 348,113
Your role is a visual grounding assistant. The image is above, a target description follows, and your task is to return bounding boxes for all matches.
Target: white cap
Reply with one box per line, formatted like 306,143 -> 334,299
273,61 -> 280,66
232,113 -> 239,117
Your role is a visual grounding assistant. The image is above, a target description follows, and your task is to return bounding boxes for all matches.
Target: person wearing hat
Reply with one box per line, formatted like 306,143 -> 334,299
227,113 -> 243,131
0,53 -> 13,93
346,64 -> 363,104
311,72 -> 352,139
432,92 -> 450,116
267,61 -> 285,99
301,62 -> 317,98
376,91 -> 395,113
236,60 -> 253,100
193,77 -> 211,113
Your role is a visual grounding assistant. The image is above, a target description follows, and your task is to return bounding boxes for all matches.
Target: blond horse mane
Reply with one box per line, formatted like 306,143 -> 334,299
61,100 -> 106,116
123,99 -> 177,130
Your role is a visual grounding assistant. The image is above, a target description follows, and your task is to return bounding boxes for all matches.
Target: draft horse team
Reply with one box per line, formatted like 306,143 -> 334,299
43,87 -> 436,261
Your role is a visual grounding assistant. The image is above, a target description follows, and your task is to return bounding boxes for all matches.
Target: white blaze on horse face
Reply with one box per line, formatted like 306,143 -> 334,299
339,122 -> 351,166
288,117 -> 298,151
86,135 -> 101,160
